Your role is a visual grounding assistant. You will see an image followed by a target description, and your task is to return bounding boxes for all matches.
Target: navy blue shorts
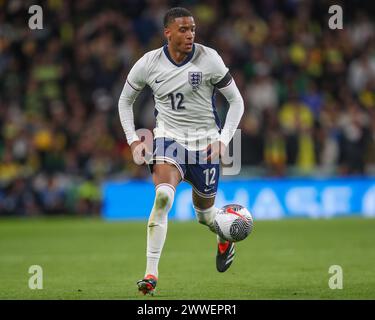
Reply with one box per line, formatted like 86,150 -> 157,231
148,138 -> 220,198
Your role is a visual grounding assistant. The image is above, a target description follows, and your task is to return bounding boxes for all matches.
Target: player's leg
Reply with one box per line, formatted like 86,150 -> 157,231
147,163 -> 181,277
192,190 -> 235,273
138,162 -> 182,295
187,152 -> 236,273
186,158 -> 220,234
192,191 -> 217,233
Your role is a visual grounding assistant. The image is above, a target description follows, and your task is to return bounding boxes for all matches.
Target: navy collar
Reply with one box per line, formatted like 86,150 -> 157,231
163,44 -> 195,67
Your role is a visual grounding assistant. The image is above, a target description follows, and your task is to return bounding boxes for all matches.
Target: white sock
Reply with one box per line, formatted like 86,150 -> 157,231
194,206 -> 227,244
145,183 -> 175,278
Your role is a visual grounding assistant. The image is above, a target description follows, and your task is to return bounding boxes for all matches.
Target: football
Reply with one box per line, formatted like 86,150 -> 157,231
214,204 -> 254,242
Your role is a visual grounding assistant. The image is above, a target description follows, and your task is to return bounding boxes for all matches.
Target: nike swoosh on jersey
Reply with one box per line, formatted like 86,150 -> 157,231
155,79 -> 164,83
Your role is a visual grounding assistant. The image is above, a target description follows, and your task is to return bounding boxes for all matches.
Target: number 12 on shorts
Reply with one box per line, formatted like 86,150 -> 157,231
203,168 -> 216,186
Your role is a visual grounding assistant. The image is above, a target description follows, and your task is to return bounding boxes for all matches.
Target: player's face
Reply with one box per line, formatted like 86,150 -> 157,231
164,16 -> 196,54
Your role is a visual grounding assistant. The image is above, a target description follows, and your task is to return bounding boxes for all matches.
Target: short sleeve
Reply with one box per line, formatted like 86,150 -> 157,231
126,54 -> 148,91
209,50 -> 229,86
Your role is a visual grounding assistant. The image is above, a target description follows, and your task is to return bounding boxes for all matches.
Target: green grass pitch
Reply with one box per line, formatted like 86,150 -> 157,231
0,216 -> 374,299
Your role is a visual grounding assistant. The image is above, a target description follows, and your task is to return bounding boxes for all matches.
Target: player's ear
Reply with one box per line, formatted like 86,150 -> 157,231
164,27 -> 171,42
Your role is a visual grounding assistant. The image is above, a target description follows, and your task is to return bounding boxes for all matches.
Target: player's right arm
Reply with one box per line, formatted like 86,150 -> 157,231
118,54 -> 149,164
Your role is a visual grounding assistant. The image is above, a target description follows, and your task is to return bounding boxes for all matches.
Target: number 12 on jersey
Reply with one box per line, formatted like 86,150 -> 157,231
168,93 -> 185,110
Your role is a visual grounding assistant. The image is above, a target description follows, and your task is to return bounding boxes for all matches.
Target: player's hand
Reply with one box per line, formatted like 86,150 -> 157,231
130,140 -> 150,165
204,141 -> 226,162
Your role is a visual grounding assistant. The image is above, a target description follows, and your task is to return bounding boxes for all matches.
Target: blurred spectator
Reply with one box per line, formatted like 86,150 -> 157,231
365,109 -> 375,169
246,61 -> 278,119
279,94 -> 314,170
240,113 -> 264,166
318,101 -> 341,174
348,51 -> 375,93
338,102 -> 370,174
301,81 -> 324,120
0,178 -> 39,216
263,110 -> 286,176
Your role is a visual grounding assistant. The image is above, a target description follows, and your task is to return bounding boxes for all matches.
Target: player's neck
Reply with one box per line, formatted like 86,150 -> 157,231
167,45 -> 189,64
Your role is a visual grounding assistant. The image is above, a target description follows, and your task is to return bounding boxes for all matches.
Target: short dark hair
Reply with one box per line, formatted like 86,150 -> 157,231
163,7 -> 193,27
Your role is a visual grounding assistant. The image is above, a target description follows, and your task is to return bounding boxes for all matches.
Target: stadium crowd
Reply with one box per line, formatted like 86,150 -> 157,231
1,0 -> 375,215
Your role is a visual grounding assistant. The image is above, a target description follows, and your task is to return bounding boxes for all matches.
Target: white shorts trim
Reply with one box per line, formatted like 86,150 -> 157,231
184,179 -> 217,199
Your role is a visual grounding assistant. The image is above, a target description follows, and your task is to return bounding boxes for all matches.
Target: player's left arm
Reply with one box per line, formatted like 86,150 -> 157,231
205,71 -> 244,161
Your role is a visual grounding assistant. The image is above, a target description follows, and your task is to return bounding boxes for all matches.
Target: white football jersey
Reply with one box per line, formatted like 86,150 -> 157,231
126,43 -> 229,150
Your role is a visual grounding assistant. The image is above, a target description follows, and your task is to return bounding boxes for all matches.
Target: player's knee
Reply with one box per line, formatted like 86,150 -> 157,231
153,184 -> 175,213
155,190 -> 170,210
148,186 -> 175,227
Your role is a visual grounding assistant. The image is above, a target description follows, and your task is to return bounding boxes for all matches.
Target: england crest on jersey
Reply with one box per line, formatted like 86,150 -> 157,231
189,71 -> 202,91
